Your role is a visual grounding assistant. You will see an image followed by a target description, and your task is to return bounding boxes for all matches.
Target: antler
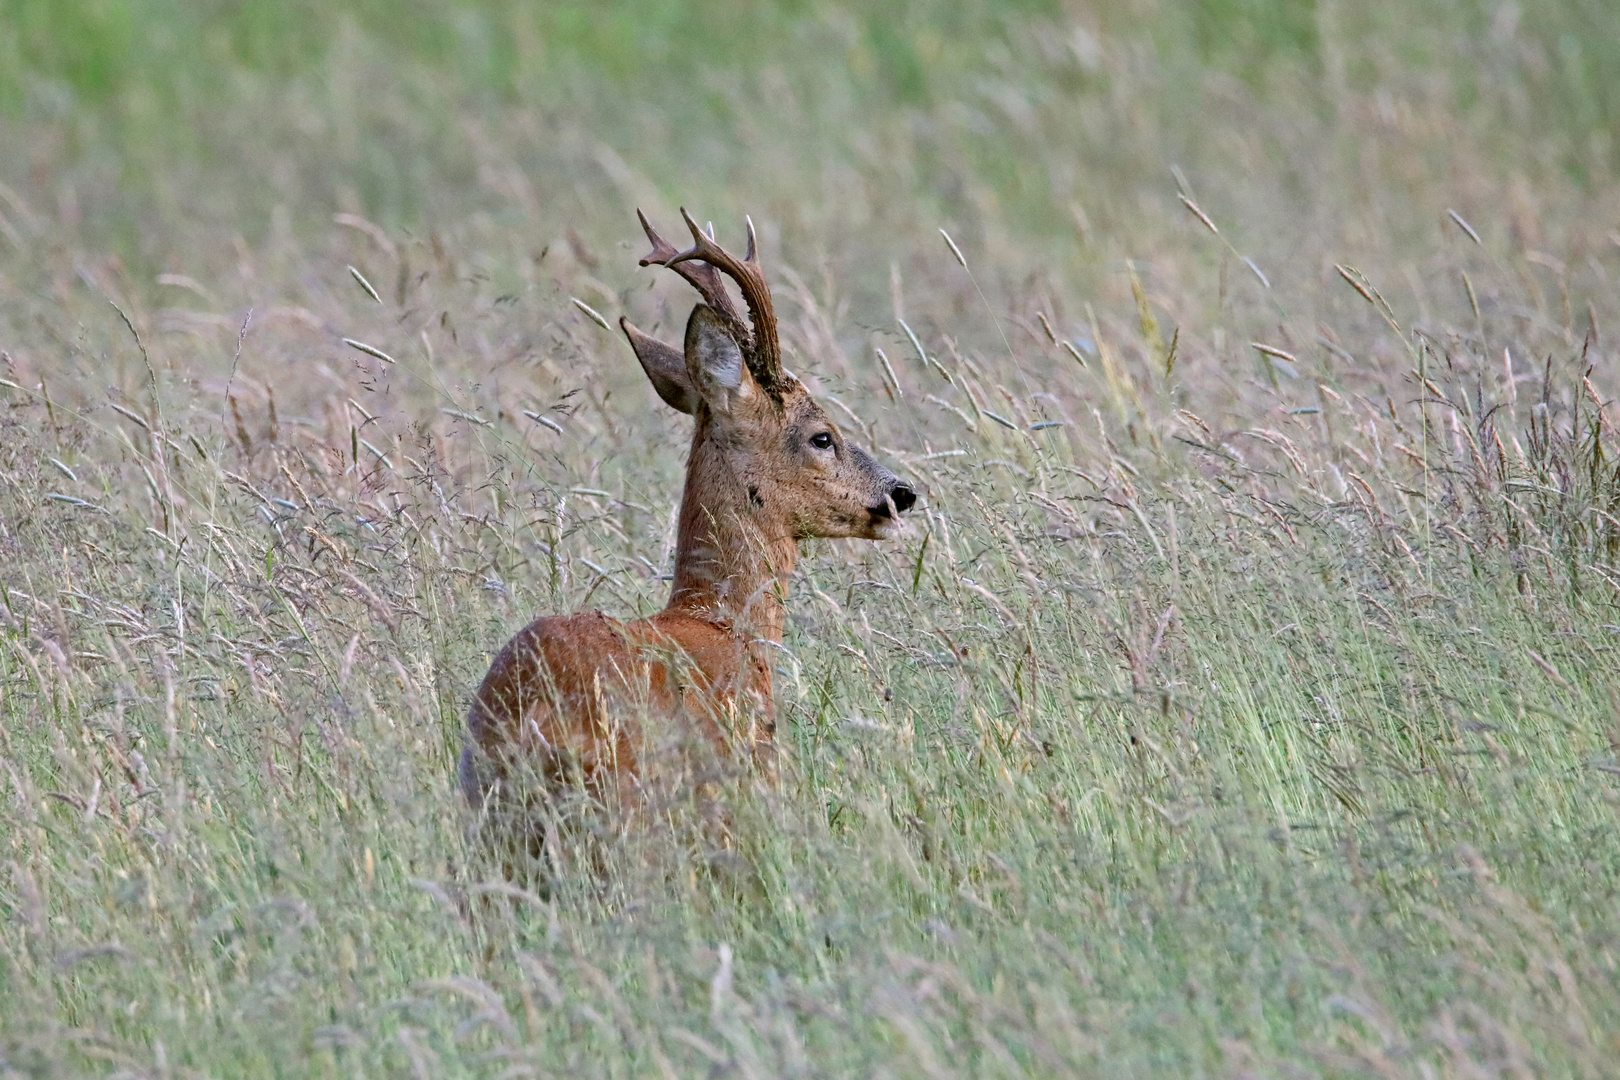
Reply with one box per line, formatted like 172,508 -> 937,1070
666,208 -> 780,388
630,209 -> 778,392
635,210 -> 751,348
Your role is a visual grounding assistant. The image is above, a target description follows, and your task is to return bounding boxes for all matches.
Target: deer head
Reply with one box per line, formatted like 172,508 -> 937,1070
619,210 -> 917,546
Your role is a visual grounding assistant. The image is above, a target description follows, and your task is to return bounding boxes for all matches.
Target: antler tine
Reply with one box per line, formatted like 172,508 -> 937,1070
669,207 -> 781,385
635,208 -> 683,266
635,209 -> 748,342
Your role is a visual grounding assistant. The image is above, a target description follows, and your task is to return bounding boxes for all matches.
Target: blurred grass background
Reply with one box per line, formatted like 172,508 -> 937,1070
4,0 -> 1620,1076
3,0 -> 1616,256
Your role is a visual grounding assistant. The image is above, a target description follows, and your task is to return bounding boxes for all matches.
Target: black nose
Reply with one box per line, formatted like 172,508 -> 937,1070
891,484 -> 916,513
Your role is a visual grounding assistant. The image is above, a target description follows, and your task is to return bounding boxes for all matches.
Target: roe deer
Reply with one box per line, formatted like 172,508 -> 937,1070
459,209 -> 917,833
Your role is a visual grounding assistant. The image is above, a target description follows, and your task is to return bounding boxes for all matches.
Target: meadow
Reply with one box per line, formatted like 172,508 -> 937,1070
3,0 -> 1620,1075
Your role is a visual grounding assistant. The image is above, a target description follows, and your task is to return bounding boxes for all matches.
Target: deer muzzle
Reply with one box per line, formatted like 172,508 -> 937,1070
867,481 -> 917,538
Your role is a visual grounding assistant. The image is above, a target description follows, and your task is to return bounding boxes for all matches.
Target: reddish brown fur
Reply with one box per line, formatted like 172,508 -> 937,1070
459,210 -> 915,824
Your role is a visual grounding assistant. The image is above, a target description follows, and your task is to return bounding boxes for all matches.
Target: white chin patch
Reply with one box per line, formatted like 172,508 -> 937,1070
871,517 -> 911,540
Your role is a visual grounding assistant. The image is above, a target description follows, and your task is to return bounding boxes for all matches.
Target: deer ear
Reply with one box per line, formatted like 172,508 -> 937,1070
684,303 -> 756,415
621,318 -> 695,414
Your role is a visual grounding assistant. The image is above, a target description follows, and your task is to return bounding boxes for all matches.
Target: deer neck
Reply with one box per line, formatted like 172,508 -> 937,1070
665,421 -> 795,644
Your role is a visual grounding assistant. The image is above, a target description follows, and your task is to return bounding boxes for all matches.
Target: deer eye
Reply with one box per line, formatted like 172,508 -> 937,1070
809,432 -> 834,451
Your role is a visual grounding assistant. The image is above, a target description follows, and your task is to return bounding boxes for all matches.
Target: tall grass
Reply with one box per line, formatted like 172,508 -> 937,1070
3,1 -> 1620,1076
